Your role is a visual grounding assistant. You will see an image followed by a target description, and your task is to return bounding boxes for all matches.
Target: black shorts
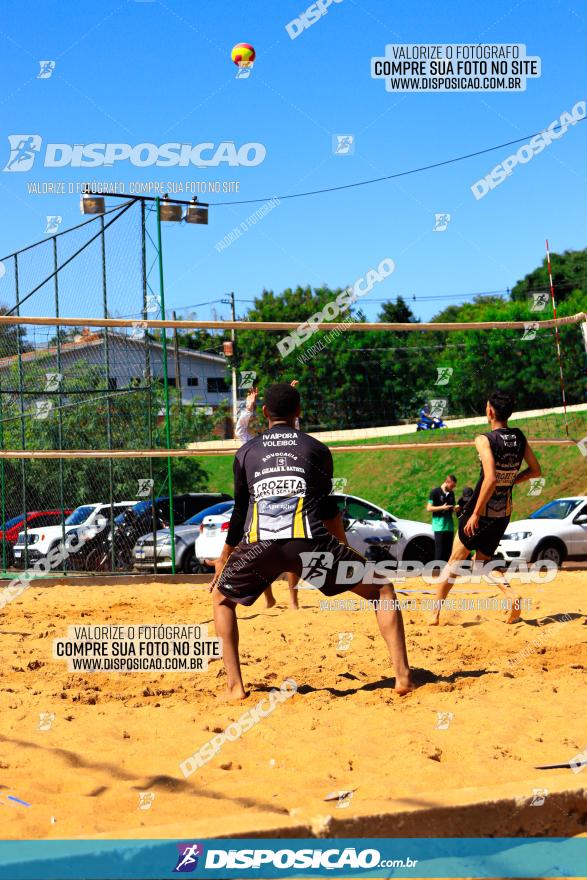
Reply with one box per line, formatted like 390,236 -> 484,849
458,512 -> 510,558
216,536 -> 367,606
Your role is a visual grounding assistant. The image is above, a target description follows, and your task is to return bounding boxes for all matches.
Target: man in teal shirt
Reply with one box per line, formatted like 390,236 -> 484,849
427,475 -> 457,563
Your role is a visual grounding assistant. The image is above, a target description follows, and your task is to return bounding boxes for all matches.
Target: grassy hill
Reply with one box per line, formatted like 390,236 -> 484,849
199,412 -> 587,524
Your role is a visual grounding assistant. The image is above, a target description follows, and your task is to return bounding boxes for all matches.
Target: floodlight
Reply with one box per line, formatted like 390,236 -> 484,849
159,195 -> 183,222
80,195 -> 105,215
185,199 -> 208,225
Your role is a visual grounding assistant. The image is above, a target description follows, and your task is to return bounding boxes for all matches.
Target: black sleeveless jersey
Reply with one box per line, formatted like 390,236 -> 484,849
470,427 -> 527,518
226,424 -> 339,545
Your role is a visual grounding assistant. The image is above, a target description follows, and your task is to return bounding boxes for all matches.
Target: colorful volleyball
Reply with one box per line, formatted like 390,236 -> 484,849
231,43 -> 255,67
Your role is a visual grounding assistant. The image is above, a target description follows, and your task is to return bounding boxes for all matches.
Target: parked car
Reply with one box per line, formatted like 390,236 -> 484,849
147,493 -> 232,529
133,501 -> 235,574
195,504 -> 235,565
0,510 -> 74,568
497,496 -> 587,568
78,493 -> 232,572
121,493 -> 232,536
12,502 -> 135,569
193,493 -> 434,566
333,494 -> 434,562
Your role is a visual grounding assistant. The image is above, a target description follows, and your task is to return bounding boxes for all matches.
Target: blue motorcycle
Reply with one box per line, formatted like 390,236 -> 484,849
416,406 -> 447,431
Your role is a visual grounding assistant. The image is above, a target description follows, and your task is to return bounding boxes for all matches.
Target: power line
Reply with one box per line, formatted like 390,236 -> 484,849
111,300 -> 226,320
234,290 -> 508,305
233,283 -> 577,307
139,287 -> 572,320
207,117 -> 587,207
125,283 -> 571,320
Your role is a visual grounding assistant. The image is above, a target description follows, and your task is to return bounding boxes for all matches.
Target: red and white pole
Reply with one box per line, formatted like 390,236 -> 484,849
545,239 -> 569,437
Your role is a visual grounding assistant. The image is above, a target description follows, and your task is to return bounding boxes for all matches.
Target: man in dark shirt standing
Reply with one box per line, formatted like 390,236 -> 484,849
210,383 -> 414,700
427,475 -> 457,563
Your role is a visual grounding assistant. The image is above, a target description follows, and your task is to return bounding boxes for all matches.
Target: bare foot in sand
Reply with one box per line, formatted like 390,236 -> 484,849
506,599 -> 522,624
289,597 -> 299,610
265,594 -> 277,609
394,675 -> 416,695
222,683 -> 249,701
428,615 -> 440,626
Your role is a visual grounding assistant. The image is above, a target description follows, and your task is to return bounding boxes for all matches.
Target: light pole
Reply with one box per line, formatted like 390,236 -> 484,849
221,292 -> 238,426
155,195 -> 176,572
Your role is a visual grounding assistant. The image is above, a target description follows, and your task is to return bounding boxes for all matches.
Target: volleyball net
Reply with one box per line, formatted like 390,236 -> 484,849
0,312 -> 584,575
0,311 -> 585,435
0,195 -> 585,575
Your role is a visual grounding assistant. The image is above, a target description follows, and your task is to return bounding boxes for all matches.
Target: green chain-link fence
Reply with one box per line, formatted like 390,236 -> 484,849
0,200 -> 231,577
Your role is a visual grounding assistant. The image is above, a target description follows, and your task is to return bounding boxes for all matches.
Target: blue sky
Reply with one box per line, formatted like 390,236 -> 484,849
1,0 -> 586,323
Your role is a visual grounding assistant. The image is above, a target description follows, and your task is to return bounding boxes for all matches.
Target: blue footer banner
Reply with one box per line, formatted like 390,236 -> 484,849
0,837 -> 585,879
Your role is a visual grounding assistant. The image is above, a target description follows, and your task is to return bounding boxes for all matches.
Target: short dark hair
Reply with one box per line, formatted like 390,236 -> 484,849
264,383 -> 300,419
447,474 -> 457,483
488,389 -> 515,421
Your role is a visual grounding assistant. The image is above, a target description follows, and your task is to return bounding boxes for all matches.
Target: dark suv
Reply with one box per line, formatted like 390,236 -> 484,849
74,493 -> 232,572
0,509 -> 73,569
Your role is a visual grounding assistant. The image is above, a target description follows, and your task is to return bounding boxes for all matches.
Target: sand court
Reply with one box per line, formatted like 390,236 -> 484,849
0,573 -> 585,841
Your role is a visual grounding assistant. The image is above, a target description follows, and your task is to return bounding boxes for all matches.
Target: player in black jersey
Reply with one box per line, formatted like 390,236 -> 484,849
429,389 -> 541,626
235,380 -> 301,610
210,383 -> 414,700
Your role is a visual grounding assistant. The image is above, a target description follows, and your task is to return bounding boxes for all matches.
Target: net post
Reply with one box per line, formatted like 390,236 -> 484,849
141,201 -> 158,574
14,254 -> 29,569
545,239 -> 569,437
100,215 -> 116,572
53,236 -> 67,571
230,291 -> 238,429
155,197 -> 176,574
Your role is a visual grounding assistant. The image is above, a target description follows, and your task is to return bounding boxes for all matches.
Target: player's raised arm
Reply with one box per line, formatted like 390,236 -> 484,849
234,387 -> 258,445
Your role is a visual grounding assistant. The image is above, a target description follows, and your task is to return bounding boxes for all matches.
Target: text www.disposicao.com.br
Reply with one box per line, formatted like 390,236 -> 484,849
70,657 -> 202,671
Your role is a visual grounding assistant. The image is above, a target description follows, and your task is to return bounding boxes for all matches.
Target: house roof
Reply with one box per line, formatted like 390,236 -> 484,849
0,329 -> 226,369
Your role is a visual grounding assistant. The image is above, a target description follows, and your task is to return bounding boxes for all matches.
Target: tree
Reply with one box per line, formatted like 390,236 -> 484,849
510,247 -> 587,304
377,296 -> 419,324
47,328 -> 82,347
0,357 -> 210,518
234,270 -> 586,430
430,291 -> 586,416
431,295 -> 506,323
0,305 -> 31,359
235,287 -> 434,428
233,286 -> 378,428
